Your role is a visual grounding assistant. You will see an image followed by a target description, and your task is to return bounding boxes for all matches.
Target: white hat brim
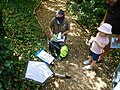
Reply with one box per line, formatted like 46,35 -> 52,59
97,27 -> 112,34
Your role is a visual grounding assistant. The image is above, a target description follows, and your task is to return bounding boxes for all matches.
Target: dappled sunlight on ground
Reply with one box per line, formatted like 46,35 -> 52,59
35,0 -> 112,90
69,62 -> 78,69
42,0 -> 66,12
69,31 -> 81,37
68,22 -> 81,37
82,70 -> 108,90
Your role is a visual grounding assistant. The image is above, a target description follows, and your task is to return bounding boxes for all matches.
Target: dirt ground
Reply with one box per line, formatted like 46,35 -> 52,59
35,0 -> 112,90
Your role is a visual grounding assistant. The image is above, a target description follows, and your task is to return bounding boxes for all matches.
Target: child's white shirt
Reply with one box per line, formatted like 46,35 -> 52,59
90,32 -> 109,54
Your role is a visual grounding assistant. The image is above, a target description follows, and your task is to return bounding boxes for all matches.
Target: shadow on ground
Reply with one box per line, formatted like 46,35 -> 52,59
35,0 -> 112,90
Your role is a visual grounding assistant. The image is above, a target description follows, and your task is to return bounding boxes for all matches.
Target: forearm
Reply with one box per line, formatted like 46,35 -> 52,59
102,9 -> 108,23
62,30 -> 70,36
49,27 -> 53,36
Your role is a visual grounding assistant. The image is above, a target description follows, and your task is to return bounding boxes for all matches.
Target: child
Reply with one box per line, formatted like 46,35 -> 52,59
83,23 -> 112,70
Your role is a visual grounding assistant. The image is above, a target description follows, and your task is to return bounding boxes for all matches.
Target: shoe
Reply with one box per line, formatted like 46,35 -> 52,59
83,60 -> 91,65
83,65 -> 92,70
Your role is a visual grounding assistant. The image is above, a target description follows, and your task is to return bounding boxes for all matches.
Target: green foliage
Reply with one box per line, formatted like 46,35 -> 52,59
109,50 -> 120,65
1,0 -> 46,89
67,0 -> 106,33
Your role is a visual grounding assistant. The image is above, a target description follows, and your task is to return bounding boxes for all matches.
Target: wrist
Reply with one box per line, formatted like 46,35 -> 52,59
50,32 -> 53,35
61,33 -> 65,36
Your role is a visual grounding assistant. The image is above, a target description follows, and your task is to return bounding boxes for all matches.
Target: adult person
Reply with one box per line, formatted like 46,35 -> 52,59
112,63 -> 120,90
49,9 -> 70,38
98,0 -> 120,61
49,9 -> 70,60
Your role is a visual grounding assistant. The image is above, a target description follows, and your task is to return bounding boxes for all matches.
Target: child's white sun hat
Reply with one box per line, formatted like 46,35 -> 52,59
97,23 -> 112,34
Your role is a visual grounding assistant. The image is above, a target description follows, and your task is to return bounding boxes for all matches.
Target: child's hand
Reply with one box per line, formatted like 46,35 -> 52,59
86,36 -> 95,45
89,36 -> 95,43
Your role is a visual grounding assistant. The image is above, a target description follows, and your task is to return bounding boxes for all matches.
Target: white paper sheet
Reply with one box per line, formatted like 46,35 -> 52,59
35,50 -> 54,64
25,61 -> 53,83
